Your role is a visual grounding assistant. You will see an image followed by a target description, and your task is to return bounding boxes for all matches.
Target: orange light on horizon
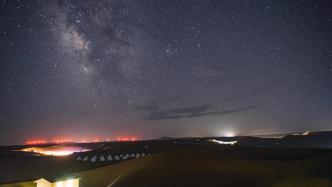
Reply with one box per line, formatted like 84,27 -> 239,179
26,139 -> 47,145
52,138 -> 73,144
21,146 -> 90,156
25,135 -> 140,145
117,136 -> 139,142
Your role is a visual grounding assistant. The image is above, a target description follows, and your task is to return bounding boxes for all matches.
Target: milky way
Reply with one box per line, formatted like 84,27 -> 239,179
1,0 -> 332,145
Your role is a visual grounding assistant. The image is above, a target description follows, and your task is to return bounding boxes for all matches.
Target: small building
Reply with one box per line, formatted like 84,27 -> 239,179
34,176 -> 80,187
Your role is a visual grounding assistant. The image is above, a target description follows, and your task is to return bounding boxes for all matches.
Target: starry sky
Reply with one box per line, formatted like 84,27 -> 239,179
1,0 -> 332,145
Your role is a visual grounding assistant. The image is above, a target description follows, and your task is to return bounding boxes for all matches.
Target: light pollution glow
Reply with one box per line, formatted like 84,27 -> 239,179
21,146 -> 90,156
25,136 -> 140,145
210,139 -> 238,145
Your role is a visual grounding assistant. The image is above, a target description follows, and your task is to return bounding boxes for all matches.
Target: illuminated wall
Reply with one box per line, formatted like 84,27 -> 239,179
35,178 -> 51,187
52,179 -> 79,187
35,178 -> 79,187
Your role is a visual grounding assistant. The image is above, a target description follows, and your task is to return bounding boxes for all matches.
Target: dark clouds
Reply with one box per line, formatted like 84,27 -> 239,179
170,105 -> 211,114
135,103 -> 160,112
143,105 -> 257,120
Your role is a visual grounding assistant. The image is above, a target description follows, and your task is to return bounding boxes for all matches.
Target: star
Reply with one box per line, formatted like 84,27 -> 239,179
1,0 -> 332,145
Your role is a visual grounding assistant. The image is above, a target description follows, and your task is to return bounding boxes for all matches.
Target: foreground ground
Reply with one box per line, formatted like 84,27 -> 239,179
1,143 -> 332,187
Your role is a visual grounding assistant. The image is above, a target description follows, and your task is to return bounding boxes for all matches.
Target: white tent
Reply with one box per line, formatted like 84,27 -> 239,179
99,155 -> 106,162
119,154 -> 124,158
107,155 -> 113,161
91,156 -> 97,162
135,153 -> 140,158
114,155 -> 120,160
76,156 -> 82,160
141,153 -> 146,157
123,154 -> 130,160
130,153 -> 135,157
82,156 -> 89,161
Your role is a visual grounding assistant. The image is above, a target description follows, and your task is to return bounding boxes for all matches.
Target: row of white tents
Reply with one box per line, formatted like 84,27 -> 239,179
76,153 -> 151,163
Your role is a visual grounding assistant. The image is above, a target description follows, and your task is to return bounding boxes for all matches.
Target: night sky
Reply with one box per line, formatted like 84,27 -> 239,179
1,0 -> 332,145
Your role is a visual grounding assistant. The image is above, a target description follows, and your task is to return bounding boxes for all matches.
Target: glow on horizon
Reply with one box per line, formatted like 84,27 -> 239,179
20,146 -> 90,156
116,136 -> 139,142
221,130 -> 236,137
25,135 -> 139,145
26,140 -> 47,145
210,139 -> 238,145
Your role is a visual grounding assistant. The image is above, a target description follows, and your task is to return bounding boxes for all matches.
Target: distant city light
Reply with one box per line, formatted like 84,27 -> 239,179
25,138 -> 73,145
25,135 -> 140,145
26,140 -> 47,145
117,136 -> 139,142
292,130 -> 312,136
222,130 -> 236,137
53,138 -> 73,144
20,146 -> 90,156
210,139 -> 238,145
42,151 -> 74,156
302,131 -> 311,136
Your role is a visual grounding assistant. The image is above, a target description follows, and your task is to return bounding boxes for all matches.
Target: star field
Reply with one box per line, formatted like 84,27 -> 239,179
1,0 -> 332,145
